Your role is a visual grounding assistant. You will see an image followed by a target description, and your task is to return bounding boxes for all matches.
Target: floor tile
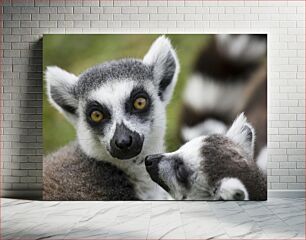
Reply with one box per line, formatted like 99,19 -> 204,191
2,198 -> 305,240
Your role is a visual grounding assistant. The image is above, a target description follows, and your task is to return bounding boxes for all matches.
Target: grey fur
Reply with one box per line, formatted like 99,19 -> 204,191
44,142 -> 138,200
201,135 -> 267,200
76,59 -> 154,98
145,115 -> 267,200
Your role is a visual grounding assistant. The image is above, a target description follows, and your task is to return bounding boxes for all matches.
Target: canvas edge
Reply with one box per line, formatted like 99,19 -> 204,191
2,190 -> 304,200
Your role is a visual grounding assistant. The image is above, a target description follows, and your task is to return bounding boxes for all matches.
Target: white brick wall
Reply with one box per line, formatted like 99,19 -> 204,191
1,0 -> 305,198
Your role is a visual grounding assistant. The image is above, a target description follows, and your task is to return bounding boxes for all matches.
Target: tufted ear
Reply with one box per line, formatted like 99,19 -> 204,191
143,35 -> 180,105
226,113 -> 255,160
45,66 -> 79,125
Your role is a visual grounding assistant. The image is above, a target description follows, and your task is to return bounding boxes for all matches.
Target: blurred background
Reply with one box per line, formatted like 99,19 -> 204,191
43,34 -> 211,154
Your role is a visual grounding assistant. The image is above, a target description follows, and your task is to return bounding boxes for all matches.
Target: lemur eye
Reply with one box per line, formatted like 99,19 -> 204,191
133,97 -> 147,110
90,110 -> 103,123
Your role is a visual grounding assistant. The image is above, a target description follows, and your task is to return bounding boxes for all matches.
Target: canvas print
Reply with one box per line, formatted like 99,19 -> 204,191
43,34 -> 267,201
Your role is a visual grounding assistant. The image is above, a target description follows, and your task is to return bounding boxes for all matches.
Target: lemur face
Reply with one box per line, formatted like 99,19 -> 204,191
145,113 -> 256,200
79,73 -> 156,160
46,36 -> 179,162
145,136 -> 205,200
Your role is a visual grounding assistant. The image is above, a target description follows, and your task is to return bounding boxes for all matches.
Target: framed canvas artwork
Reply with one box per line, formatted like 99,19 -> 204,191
43,34 -> 267,201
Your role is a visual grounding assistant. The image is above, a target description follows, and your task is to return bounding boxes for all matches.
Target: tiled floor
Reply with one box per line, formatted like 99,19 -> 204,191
2,198 -> 305,239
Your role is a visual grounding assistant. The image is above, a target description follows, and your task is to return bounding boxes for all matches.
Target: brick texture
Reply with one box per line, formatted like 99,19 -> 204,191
1,0 -> 305,198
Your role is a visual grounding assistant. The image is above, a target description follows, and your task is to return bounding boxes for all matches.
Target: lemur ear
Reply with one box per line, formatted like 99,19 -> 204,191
45,66 -> 79,125
143,35 -> 180,104
226,113 -> 255,160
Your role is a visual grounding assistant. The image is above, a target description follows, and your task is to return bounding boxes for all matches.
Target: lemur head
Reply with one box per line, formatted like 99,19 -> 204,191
145,113 -> 255,200
216,34 -> 267,63
46,36 -> 179,162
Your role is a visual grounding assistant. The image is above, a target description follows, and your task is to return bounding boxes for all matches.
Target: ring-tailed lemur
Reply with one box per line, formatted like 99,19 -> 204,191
180,34 -> 267,159
43,36 -> 179,200
145,113 -> 267,200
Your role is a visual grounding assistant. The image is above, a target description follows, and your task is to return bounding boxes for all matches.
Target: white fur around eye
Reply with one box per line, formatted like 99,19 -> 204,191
76,79 -> 170,200
177,136 -> 206,171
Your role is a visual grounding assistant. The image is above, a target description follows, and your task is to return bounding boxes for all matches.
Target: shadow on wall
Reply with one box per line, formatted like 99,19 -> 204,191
7,39 -> 44,200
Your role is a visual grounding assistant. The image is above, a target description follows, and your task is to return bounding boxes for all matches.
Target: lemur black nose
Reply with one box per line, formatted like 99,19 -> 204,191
110,123 -> 144,160
233,190 -> 245,200
115,135 -> 132,149
145,154 -> 162,167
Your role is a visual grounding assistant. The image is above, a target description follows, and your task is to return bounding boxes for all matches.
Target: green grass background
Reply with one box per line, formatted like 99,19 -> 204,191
43,34 -> 211,154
